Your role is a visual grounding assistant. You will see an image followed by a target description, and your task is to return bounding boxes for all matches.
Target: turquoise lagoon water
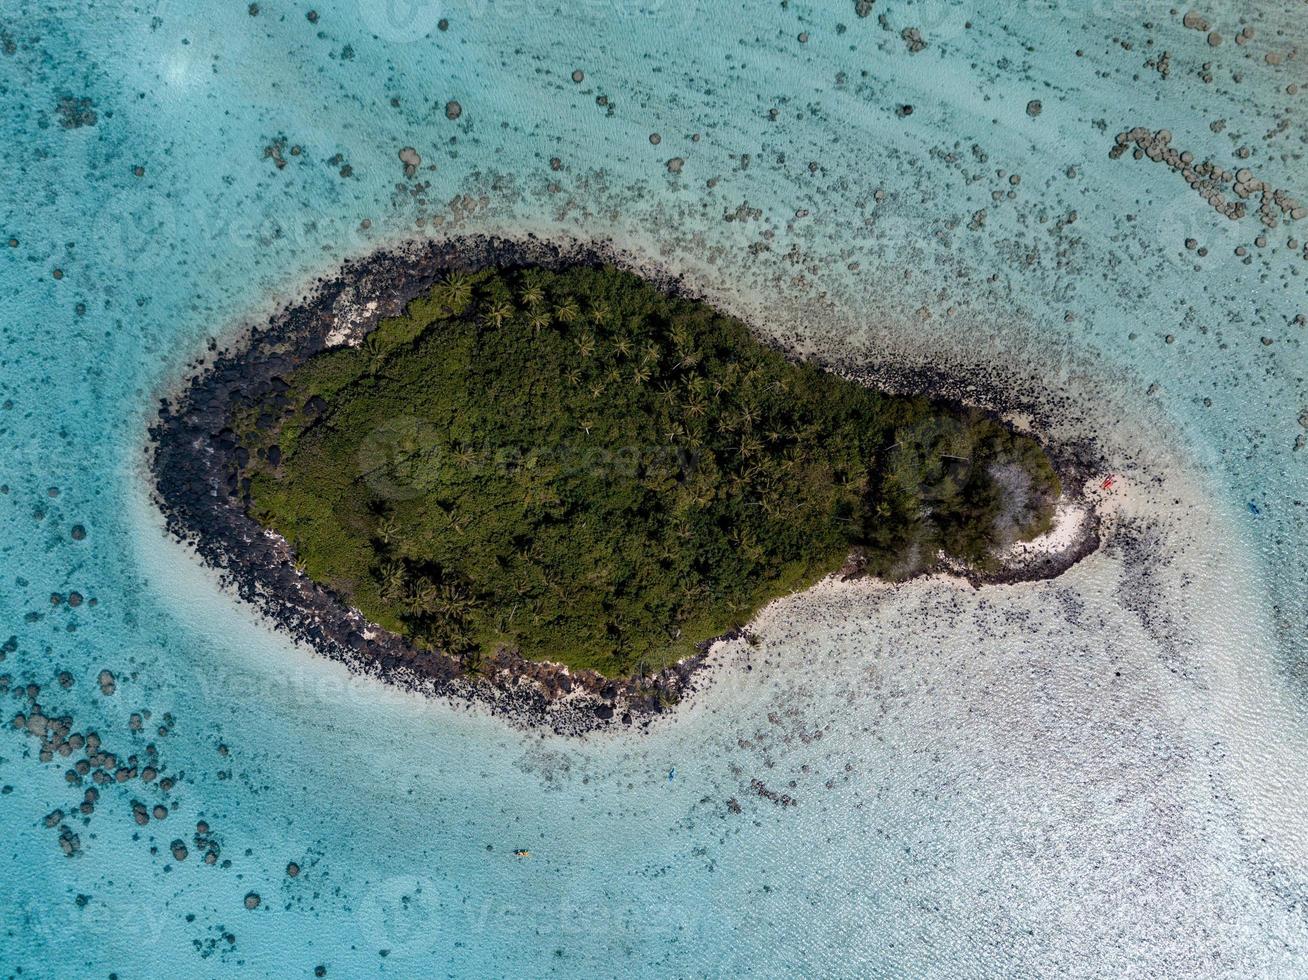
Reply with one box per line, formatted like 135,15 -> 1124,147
1,0 -> 1306,976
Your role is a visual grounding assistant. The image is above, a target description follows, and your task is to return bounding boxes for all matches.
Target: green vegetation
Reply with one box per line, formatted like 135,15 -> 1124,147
235,264 -> 1059,678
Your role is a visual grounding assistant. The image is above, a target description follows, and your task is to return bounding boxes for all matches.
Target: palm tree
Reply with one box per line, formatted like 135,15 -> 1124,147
520,282 -> 545,308
438,272 -> 473,311
437,582 -> 480,622
612,336 -> 633,359
554,297 -> 580,325
759,492 -> 783,517
434,269 -> 476,311
669,325 -> 694,355
379,560 -> 408,602
713,363 -> 740,396
361,334 -> 387,377
404,578 -> 440,617
452,443 -> 479,470
484,299 -> 514,329
375,516 -> 402,547
527,309 -> 551,335
590,301 -> 612,325
575,333 -> 595,358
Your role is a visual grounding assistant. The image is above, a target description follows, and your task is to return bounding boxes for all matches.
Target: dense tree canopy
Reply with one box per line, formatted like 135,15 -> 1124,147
235,265 -> 1059,677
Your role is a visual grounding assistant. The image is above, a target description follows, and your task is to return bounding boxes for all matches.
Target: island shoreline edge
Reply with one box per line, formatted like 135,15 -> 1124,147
146,233 -> 1104,736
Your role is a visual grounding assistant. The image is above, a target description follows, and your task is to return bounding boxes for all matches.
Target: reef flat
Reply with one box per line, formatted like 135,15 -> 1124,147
150,237 -> 1098,733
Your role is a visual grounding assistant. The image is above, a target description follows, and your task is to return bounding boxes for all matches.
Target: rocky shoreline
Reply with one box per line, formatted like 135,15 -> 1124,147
148,235 -> 1102,735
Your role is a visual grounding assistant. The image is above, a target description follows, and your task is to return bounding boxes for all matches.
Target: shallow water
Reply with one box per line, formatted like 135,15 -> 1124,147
1,1 -> 1306,976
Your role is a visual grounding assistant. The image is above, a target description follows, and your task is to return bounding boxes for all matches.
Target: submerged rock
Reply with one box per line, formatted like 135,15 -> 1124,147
55,95 -> 97,129
398,147 -> 421,178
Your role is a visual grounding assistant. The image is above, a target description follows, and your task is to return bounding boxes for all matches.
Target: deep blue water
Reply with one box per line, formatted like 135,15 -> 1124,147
2,1 -> 1306,976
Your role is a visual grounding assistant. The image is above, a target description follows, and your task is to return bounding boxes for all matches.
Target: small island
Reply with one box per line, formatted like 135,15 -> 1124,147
152,238 -> 1093,731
